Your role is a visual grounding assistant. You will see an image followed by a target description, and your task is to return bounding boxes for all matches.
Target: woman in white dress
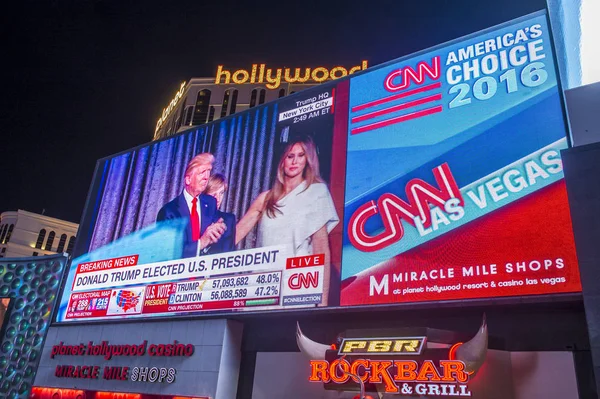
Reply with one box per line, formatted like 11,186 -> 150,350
235,136 -> 339,305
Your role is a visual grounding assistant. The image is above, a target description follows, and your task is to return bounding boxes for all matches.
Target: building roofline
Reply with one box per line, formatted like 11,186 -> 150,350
1,209 -> 80,228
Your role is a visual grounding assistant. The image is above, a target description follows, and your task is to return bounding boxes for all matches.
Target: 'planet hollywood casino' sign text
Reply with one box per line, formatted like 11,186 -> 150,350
50,340 -> 194,384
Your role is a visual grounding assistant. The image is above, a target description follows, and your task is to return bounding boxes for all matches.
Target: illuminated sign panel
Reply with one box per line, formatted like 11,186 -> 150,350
214,61 -> 368,89
338,337 -> 426,355
340,11 -> 581,306
298,325 -> 485,397
155,82 -> 186,133
49,340 -> 193,383
57,11 -> 579,323
309,358 -> 472,395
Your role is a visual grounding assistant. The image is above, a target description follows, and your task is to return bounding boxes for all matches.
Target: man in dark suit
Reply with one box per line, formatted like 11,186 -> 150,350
156,153 -> 227,259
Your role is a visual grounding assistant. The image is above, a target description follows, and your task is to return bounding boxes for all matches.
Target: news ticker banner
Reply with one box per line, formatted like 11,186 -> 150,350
340,11 -> 581,305
57,82 -> 343,322
63,249 -> 327,320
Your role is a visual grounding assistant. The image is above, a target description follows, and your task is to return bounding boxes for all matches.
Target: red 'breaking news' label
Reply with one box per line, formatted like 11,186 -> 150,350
286,254 -> 325,269
77,255 -> 139,274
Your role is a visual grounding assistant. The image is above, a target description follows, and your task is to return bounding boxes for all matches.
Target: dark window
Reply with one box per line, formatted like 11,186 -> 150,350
176,104 -> 186,130
4,224 -> 14,243
44,231 -> 56,251
249,89 -> 257,108
258,89 -> 266,105
56,234 -> 68,253
35,229 -> 46,249
67,236 -> 76,254
208,106 -> 215,122
220,90 -> 231,118
32,252 -> 38,256
192,89 -> 212,125
0,225 -> 7,243
230,90 -> 239,114
278,88 -> 286,98
184,106 -> 193,126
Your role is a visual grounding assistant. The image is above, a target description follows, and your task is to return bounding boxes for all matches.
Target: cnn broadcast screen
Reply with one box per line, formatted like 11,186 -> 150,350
339,11 -> 580,306
57,79 -> 348,322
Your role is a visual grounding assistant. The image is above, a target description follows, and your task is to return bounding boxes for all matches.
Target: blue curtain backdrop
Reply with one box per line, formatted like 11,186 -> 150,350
88,104 -> 279,253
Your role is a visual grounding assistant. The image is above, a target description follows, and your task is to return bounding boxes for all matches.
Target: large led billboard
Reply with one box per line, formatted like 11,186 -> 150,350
58,81 -> 349,322
340,11 -> 581,306
56,11 -> 580,322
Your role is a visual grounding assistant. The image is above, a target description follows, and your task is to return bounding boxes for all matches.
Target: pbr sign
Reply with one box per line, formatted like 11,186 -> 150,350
340,12 -> 581,306
338,337 -> 426,356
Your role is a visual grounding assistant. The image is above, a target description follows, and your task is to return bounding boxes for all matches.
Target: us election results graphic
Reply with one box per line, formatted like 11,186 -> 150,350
341,11 -> 581,306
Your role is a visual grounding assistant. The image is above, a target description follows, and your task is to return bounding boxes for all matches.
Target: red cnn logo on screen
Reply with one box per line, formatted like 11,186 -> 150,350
348,163 -> 463,252
384,56 -> 440,92
288,272 -> 319,290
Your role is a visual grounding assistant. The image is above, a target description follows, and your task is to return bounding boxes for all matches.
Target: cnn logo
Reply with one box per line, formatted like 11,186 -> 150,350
288,271 -> 319,289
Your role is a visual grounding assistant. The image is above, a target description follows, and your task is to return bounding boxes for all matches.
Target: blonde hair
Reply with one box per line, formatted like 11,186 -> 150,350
264,136 -> 322,218
206,173 -> 228,194
185,153 -> 214,178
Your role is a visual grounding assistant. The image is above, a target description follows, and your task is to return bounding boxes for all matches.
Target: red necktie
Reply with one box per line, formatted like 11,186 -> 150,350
190,197 -> 200,241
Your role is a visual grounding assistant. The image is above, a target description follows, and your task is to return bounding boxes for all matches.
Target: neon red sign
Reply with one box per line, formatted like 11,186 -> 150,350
384,57 -> 441,92
348,163 -> 463,252
310,358 -> 471,395
288,272 -> 320,289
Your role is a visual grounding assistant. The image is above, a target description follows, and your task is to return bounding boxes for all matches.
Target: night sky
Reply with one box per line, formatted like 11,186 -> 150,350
0,0 -> 546,224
